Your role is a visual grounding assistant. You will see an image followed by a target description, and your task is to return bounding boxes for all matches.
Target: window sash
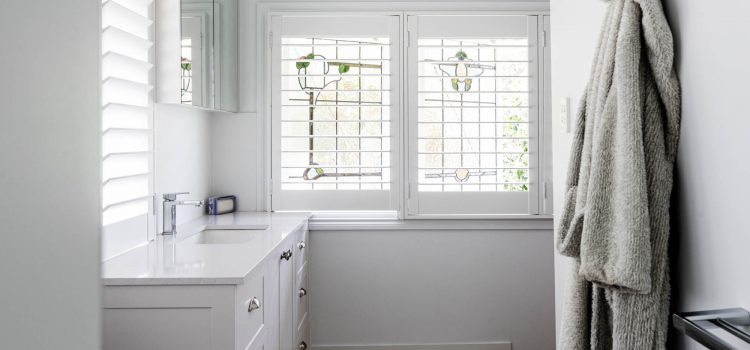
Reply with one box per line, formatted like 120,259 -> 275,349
406,15 -> 541,216
270,15 -> 402,211
269,13 -> 547,216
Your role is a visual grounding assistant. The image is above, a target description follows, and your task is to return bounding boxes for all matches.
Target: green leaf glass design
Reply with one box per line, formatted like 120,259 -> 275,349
296,53 -> 315,70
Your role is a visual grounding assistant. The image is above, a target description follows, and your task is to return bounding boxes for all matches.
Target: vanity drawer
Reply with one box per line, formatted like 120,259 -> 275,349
235,269 -> 265,349
294,227 -> 308,274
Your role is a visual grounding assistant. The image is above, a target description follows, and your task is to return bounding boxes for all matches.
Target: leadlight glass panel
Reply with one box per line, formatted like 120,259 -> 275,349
181,38 -> 193,104
280,37 -> 391,190
417,38 -> 531,192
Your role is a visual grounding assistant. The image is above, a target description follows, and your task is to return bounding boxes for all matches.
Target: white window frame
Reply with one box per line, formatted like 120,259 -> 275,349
258,2 -> 551,219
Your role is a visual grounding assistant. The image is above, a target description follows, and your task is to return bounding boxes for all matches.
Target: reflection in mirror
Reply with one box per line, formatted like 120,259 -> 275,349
181,1 -> 215,108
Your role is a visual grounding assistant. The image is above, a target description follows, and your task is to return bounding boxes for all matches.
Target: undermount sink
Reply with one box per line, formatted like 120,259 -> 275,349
181,227 -> 268,245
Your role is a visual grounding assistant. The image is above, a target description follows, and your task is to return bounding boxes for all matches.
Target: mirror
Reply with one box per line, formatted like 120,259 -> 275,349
180,0 -> 236,111
180,1 -> 214,108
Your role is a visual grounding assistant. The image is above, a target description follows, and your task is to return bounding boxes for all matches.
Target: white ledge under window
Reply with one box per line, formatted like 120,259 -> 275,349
287,211 -> 554,231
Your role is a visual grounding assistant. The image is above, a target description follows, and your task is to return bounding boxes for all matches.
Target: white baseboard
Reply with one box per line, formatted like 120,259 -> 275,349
313,342 -> 512,350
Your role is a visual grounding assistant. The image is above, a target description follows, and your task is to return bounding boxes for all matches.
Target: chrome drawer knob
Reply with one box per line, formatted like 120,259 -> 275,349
298,288 -> 307,298
299,341 -> 308,350
298,241 -> 306,250
247,297 -> 261,312
281,249 -> 292,261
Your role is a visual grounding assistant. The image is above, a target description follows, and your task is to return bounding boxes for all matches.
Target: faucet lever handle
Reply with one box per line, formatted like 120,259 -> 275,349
163,192 -> 190,201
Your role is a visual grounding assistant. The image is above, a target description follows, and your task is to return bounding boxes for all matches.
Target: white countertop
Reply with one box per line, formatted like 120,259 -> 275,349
102,212 -> 311,286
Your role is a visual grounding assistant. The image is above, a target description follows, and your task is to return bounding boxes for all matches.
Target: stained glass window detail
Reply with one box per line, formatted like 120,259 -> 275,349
417,38 -> 531,192
181,38 -> 193,104
280,37 -> 391,190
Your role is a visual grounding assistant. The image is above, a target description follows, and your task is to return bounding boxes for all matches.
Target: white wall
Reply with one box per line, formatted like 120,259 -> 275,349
154,103 -> 214,227
0,1 -> 101,349
310,228 -> 555,350
211,112 -> 259,211
660,0 -> 750,348
548,0 -> 607,344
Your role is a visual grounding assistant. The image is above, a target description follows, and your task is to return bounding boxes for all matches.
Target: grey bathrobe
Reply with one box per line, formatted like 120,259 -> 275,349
556,0 -> 680,349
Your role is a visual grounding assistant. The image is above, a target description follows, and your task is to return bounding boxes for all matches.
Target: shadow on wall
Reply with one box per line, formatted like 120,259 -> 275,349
663,0 -> 685,348
668,164 -> 686,349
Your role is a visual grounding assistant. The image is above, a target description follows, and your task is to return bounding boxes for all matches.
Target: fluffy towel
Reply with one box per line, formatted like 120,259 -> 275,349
556,0 -> 680,349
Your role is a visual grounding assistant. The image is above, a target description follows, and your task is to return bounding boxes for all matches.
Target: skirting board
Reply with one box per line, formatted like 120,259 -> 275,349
313,343 -> 512,350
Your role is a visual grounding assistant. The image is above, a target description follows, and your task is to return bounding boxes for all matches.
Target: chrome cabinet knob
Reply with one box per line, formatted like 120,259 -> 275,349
298,241 -> 306,250
280,249 -> 292,261
298,288 -> 307,298
247,297 -> 261,312
299,341 -> 307,350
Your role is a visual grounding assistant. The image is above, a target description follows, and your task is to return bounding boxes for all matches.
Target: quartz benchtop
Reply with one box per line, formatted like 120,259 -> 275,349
102,212 -> 311,286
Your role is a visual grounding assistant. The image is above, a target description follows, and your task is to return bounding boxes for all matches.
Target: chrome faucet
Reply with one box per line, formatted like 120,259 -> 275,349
162,192 -> 204,235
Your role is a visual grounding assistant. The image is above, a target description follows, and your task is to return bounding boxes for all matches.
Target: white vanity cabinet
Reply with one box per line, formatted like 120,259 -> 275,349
294,227 -> 310,350
263,222 -> 310,350
103,269 -> 268,350
277,223 -> 310,350
102,215 -> 310,350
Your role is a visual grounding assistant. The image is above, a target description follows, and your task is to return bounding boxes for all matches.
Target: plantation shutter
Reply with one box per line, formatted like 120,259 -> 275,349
407,15 -> 541,216
270,15 -> 401,211
101,0 -> 155,258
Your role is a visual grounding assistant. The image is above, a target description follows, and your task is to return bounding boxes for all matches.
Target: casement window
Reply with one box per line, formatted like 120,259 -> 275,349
101,0 -> 155,256
270,15 -> 401,211
269,13 -> 548,217
406,15 -> 542,216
